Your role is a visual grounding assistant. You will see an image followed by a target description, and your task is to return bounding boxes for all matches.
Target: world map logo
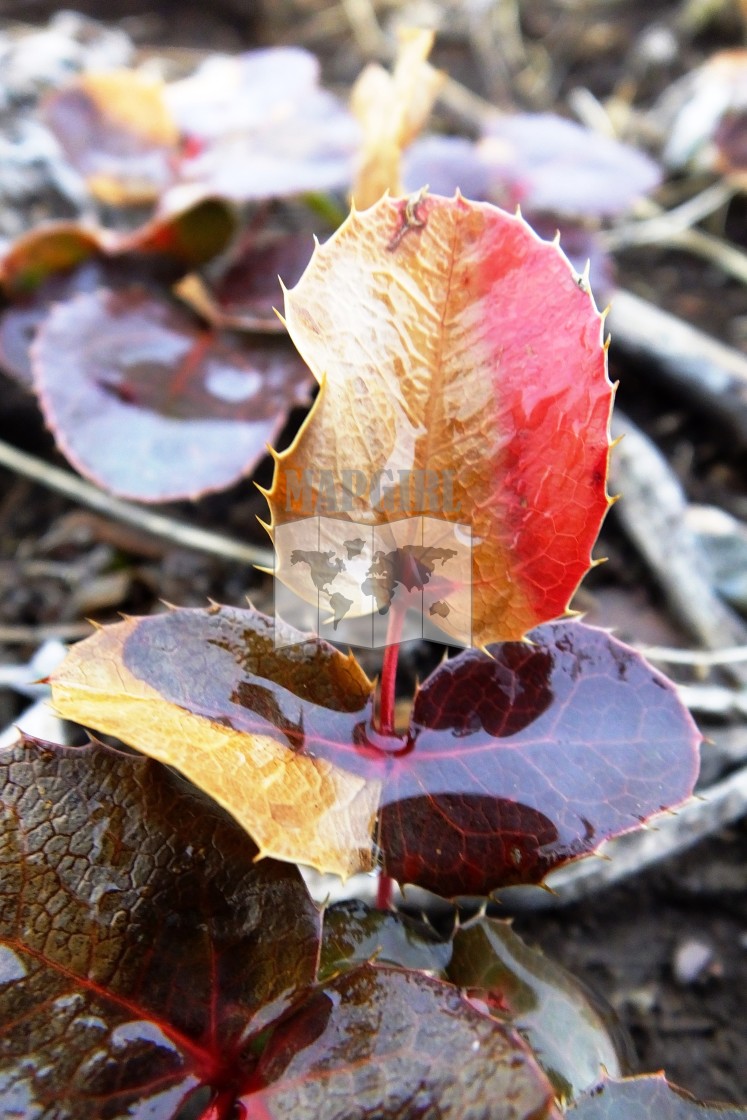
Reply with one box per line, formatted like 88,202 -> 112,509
274,516 -> 473,648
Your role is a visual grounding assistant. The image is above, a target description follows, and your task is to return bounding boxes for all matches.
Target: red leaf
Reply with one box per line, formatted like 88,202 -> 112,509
50,608 -> 701,895
241,964 -> 558,1119
269,194 -> 614,647
208,229 -> 316,332
32,286 -> 312,502
378,621 -> 700,895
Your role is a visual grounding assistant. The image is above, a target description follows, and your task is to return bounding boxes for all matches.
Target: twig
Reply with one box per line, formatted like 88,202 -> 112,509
0,622 -> 93,645
608,290 -> 747,447
0,439 -> 274,569
500,766 -> 747,909
609,412 -> 747,677
643,644 -> 747,667
602,180 -> 737,251
675,682 -> 747,719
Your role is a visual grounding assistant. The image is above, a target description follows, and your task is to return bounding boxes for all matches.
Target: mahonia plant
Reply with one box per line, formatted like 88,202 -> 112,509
3,192 -> 728,1120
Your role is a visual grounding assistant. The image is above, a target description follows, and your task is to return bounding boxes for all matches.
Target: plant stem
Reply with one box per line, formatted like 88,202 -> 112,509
377,603 -> 404,736
376,605 -> 405,910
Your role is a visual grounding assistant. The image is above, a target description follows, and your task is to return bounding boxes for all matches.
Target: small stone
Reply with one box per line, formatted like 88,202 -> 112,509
672,937 -> 717,985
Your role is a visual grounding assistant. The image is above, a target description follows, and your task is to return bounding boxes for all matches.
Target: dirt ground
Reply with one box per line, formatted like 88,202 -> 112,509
1,0 -> 747,1109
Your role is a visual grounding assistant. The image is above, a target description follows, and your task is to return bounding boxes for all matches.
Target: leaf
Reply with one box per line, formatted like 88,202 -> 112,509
568,1074 -> 747,1118
403,120 -> 661,220
319,899 -> 452,982
236,963 -> 559,1120
32,286 -> 312,502
116,196 -> 237,272
268,193 -> 614,646
206,229 -> 316,332
477,114 -> 662,218
164,47 -> 359,204
1,737 -> 558,1119
318,905 -> 630,1106
446,917 -> 626,1103
43,69 -> 179,204
0,222 -> 104,297
49,607 -> 700,895
0,735 -> 321,1119
49,606 -> 381,879
350,28 -> 445,209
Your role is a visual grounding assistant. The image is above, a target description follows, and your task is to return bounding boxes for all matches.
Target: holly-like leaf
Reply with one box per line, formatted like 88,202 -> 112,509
446,917 -> 626,1103
32,286 -> 312,502
0,735 -> 321,1119
319,905 -> 629,1106
49,607 -> 700,895
235,963 -> 558,1119
568,1074 -> 747,1118
268,193 -> 614,647
1,737 -> 558,1120
43,69 -> 179,204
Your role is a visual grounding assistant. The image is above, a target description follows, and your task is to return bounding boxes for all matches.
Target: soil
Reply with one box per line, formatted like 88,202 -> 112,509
1,0 -> 746,1110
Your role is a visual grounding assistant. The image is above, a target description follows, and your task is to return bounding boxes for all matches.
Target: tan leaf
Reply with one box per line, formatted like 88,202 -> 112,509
351,28 -> 445,208
49,609 -> 380,878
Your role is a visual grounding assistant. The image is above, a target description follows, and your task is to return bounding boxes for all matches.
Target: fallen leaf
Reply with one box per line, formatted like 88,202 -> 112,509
49,607 -> 701,895
568,1073 -> 747,1117
32,286 -> 312,502
269,193 -> 614,646
350,28 -> 445,208
43,69 -> 179,204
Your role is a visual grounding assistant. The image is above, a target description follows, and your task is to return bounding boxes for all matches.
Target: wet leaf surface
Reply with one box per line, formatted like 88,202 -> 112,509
0,735 -> 321,1119
32,286 -> 312,501
268,193 -> 614,646
319,899 -> 452,981
568,1074 -> 747,1118
446,916 -> 625,1102
0,737 -> 557,1120
237,963 -> 558,1120
50,607 -> 700,895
